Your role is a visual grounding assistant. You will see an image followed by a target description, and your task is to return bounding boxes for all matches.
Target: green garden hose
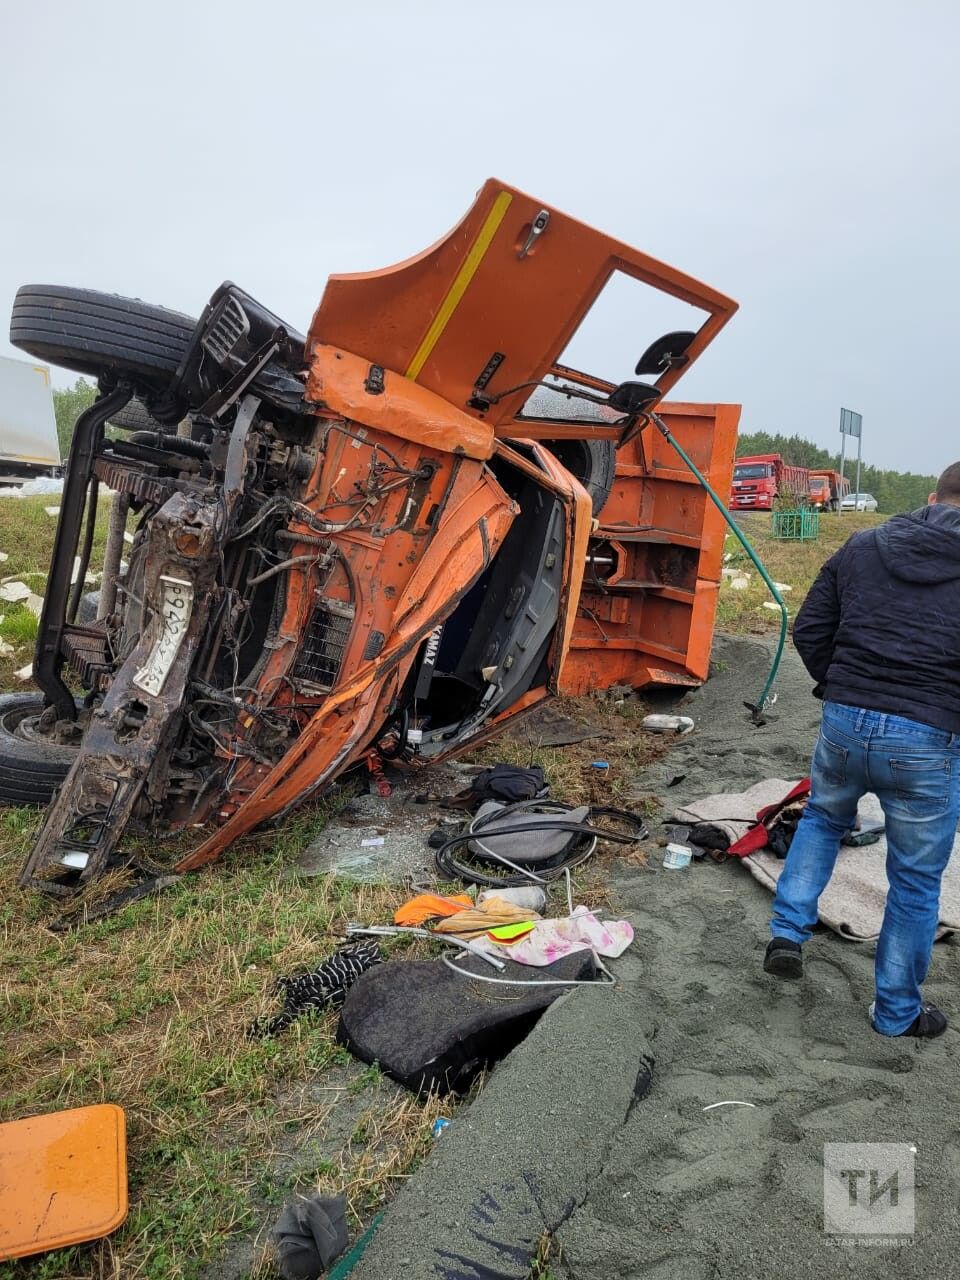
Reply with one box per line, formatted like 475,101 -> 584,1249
328,1212 -> 385,1278
647,412 -> 788,723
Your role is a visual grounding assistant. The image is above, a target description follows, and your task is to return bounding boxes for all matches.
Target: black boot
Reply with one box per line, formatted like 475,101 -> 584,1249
763,937 -> 803,979
895,1004 -> 947,1039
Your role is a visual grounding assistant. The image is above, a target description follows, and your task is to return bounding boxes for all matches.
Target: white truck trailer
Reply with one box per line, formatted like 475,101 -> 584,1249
0,354 -> 61,484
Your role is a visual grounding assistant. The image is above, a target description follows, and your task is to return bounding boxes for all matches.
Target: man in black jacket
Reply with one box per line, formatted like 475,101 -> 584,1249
765,463 -> 960,1038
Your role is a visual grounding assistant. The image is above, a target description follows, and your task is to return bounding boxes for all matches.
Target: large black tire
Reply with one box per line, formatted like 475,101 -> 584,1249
0,693 -> 78,806
108,396 -> 168,433
9,285 -> 196,384
543,438 -> 617,517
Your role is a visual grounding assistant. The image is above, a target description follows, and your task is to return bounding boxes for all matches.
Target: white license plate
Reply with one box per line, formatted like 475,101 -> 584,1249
133,575 -> 194,697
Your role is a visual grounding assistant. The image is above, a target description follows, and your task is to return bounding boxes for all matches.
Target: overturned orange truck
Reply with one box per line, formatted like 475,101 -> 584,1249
8,179 -> 738,890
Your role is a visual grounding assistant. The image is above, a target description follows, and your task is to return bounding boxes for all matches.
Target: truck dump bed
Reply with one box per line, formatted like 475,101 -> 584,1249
562,401 -> 739,693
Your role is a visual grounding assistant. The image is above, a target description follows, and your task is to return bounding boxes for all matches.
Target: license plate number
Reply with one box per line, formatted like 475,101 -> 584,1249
133,575 -> 194,697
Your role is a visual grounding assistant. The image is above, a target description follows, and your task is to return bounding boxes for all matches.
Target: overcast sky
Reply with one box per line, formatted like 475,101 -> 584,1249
2,0 -> 956,473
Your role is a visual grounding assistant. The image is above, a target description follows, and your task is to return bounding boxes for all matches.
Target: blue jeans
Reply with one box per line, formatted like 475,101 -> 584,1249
770,702 -> 960,1034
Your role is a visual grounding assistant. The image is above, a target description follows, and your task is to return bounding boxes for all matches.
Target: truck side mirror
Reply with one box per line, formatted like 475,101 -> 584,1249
635,331 -> 696,376
607,381 -> 661,415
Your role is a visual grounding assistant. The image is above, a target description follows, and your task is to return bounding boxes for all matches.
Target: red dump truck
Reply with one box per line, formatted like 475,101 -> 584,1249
808,468 -> 850,511
730,454 -> 809,511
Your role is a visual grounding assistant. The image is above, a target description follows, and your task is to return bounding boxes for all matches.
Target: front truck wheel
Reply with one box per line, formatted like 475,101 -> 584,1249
541,439 -> 616,517
9,284 -> 196,383
0,694 -> 78,806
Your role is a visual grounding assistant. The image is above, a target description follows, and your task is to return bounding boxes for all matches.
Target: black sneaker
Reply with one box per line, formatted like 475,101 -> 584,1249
896,1004 -> 947,1039
763,937 -> 803,979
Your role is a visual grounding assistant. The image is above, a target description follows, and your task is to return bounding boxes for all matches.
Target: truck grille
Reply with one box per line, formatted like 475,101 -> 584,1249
202,295 -> 249,364
292,598 -> 354,691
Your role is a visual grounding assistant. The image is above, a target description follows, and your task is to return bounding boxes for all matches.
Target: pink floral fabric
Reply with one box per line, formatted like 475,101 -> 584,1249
474,905 -> 633,967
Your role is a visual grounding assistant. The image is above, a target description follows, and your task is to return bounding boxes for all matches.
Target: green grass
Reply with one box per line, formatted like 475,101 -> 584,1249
0,800 -> 455,1279
0,606 -> 39,648
0,494 -> 118,688
717,510 -> 885,634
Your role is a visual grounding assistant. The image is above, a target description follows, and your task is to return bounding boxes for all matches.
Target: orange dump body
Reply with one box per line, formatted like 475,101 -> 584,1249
561,401 -> 740,694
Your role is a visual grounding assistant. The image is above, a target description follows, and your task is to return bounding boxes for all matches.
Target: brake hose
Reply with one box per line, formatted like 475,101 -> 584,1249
647,411 -> 788,723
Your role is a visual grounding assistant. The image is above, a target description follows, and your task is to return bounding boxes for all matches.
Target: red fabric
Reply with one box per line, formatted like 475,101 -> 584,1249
726,778 -> 811,858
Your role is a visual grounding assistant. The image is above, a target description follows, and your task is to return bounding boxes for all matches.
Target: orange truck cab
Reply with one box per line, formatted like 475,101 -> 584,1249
808,468 -> 850,511
10,178 -> 743,884
730,454 -> 809,511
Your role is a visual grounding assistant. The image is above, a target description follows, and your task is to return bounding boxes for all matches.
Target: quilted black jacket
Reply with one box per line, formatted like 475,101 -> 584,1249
792,503 -> 960,734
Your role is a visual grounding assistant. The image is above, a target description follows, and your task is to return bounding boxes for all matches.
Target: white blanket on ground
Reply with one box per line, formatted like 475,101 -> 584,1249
674,778 -> 799,847
676,783 -> 960,942
746,793 -> 960,941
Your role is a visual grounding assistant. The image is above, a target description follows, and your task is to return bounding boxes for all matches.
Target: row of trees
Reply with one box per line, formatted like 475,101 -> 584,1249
53,378 -> 97,458
736,430 -> 937,514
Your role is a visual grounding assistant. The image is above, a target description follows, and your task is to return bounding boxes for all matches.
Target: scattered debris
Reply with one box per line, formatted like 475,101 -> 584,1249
663,843 -> 693,870
433,797 -> 646,887
0,1104 -> 127,1260
15,663 -> 32,681
0,639 -> 15,658
729,576 -> 750,590
249,942 -> 383,1039
394,893 -> 473,927
643,714 -> 695,736
44,506 -> 60,517
0,581 -> 30,603
0,551 -> 8,562
442,763 -> 548,810
702,1101 -> 757,1112
123,531 -> 134,544
270,1192 -> 348,1280
296,767 -> 473,884
762,601 -> 782,611
337,948 -> 599,1097
0,476 -> 64,499
772,581 -> 793,592
478,885 -> 547,912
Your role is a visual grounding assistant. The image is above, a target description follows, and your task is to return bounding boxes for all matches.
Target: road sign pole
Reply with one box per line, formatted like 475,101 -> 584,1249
838,408 -> 862,515
855,431 -> 862,507
839,419 -> 847,515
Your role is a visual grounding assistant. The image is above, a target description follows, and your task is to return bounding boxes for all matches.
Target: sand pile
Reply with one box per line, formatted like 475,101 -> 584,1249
554,636 -> 960,1276
642,632 -> 821,806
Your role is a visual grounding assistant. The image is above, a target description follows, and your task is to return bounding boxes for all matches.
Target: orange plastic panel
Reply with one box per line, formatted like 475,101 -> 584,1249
560,401 -> 740,695
0,1104 -> 127,1260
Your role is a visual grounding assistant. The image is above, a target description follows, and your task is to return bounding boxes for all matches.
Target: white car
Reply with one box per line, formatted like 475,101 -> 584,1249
841,492 -> 878,512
